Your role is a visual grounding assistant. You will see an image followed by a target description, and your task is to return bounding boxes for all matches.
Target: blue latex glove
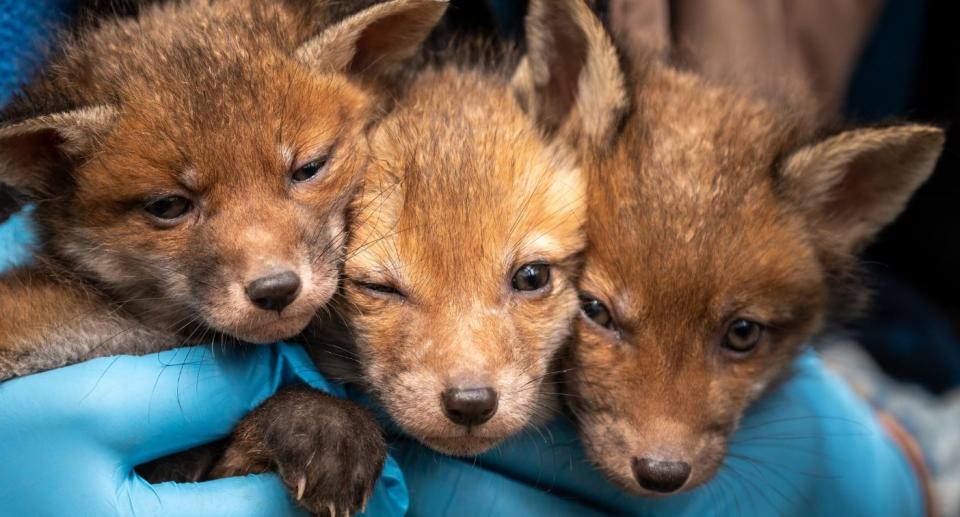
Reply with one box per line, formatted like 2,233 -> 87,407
0,344 -> 314,516
0,346 -> 409,517
394,349 -> 924,516
0,214 -> 407,516
0,205 -> 36,270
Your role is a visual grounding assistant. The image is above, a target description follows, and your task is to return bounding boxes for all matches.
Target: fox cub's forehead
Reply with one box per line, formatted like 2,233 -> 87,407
124,59 -> 359,134
619,67 -> 804,183
350,80 -> 586,278
89,69 -> 360,181
583,98 -> 819,317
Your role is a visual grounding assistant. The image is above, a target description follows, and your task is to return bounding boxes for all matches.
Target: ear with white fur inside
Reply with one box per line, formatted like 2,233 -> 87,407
296,0 -> 448,77
0,105 -> 118,197
779,124 -> 944,253
512,0 -> 628,146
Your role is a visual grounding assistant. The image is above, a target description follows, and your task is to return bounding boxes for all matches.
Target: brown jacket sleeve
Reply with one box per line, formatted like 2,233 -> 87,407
607,0 -> 883,115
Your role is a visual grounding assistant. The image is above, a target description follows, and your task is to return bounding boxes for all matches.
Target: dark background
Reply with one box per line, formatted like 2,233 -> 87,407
844,0 -> 960,392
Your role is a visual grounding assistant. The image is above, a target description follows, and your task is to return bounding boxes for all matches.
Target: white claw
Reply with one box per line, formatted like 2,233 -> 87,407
296,476 -> 306,501
327,503 -> 337,517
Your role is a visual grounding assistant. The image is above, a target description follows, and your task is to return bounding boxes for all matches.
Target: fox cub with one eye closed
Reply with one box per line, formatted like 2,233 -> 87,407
0,0 -> 446,514
303,30 -> 634,455
514,0 -> 944,498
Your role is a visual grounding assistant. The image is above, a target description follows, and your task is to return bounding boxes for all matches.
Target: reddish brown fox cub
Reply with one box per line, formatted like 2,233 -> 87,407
305,34 -> 633,455
514,0 -> 945,497
0,0 -> 444,378
0,0 -> 446,514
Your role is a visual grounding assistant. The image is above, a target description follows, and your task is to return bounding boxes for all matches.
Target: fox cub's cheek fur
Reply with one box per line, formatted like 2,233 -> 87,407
568,242 -> 825,494
338,64 -> 589,456
52,77 -> 370,344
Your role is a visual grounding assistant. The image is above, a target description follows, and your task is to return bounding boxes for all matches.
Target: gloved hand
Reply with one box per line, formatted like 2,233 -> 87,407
0,343 -> 408,517
392,349 -> 925,516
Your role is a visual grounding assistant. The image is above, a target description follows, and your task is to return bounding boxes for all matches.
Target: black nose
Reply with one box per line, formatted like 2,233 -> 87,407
631,457 -> 691,493
245,271 -> 301,312
441,387 -> 498,426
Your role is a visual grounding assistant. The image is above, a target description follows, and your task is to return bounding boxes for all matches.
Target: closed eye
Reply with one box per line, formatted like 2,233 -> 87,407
354,280 -> 405,299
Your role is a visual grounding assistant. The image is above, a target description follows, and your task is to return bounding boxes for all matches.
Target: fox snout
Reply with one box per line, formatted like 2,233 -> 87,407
194,202 -> 345,343
617,431 -> 724,497
440,380 -> 499,427
599,437 -> 708,497
630,455 -> 693,495
245,270 -> 302,313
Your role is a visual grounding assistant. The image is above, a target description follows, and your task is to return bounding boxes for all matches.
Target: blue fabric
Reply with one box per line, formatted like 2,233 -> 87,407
0,0 -> 75,107
0,204 -> 35,270
0,342 -> 408,516
844,0 -> 927,122
854,270 -> 960,393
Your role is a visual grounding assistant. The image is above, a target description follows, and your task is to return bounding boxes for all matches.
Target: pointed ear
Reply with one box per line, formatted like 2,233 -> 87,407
296,0 -> 448,76
0,105 -> 117,197
778,124 -> 944,253
512,0 -> 628,145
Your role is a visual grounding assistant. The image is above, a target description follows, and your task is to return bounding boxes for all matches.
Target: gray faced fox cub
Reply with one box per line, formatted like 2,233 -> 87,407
0,0 -> 446,514
514,0 -> 944,497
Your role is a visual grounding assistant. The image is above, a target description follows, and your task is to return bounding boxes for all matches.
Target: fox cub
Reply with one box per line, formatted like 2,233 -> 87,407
301,28 -> 640,455
515,0 -> 944,497
0,0 -> 446,514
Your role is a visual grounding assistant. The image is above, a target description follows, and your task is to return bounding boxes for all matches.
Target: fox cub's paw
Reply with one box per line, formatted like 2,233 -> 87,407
212,385 -> 387,516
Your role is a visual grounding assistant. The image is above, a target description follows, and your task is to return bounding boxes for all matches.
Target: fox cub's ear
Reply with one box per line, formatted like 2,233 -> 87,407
779,124 -> 944,253
512,0 -> 628,146
0,105 -> 117,197
296,0 -> 448,76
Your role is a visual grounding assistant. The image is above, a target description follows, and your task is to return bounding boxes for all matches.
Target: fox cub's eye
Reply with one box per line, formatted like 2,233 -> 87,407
511,263 -> 551,292
292,156 -> 330,183
144,195 -> 192,222
356,281 -> 404,298
580,296 -> 613,329
723,319 -> 764,354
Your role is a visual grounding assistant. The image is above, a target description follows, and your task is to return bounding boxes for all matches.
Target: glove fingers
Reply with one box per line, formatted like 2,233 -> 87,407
59,344 -> 318,464
393,439 -> 607,517
126,472 -> 306,517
